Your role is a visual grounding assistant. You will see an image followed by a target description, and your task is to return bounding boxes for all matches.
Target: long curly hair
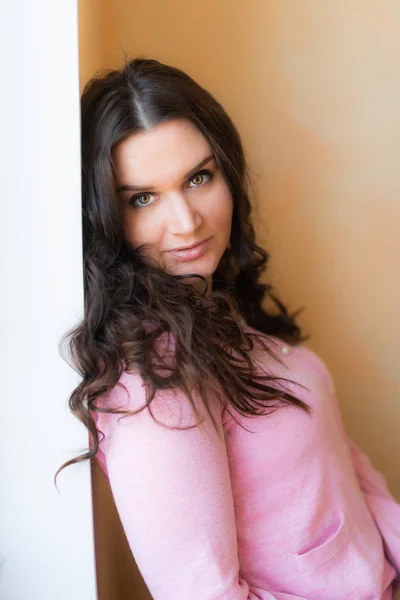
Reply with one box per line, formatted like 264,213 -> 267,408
55,57 -> 309,484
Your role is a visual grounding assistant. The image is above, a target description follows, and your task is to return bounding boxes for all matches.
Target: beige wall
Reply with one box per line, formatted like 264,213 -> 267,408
79,1 -> 400,597
78,0 -> 118,90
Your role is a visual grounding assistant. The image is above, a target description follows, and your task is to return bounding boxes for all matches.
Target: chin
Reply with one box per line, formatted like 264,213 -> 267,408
169,253 -> 219,283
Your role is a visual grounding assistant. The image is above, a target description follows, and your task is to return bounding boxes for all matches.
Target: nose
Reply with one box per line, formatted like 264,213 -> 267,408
166,193 -> 203,235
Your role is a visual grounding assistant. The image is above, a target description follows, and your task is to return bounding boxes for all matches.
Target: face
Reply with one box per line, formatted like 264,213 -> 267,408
113,118 -> 233,291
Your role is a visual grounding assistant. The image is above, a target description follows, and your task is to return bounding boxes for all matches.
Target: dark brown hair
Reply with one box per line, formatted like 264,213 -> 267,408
55,57 -> 308,484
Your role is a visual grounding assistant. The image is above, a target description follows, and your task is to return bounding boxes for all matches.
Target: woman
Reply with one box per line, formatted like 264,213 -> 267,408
57,58 -> 400,599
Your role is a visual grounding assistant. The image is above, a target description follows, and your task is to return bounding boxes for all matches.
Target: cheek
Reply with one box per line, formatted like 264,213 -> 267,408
122,209 -> 163,249
207,182 -> 233,230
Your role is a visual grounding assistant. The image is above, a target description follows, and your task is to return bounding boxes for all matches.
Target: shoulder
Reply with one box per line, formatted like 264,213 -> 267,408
93,366 -> 220,434
94,368 -> 146,412
244,324 -> 335,398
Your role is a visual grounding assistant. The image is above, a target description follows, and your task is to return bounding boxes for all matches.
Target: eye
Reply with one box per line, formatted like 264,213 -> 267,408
188,169 -> 213,187
129,192 -> 154,208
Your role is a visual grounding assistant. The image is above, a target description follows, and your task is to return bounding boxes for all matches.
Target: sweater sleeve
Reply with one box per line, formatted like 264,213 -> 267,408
95,371 -> 309,600
346,434 -> 400,577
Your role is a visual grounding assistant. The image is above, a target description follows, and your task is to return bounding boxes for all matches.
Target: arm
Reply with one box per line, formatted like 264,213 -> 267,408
319,357 -> 400,580
96,372 -> 308,600
346,434 -> 400,575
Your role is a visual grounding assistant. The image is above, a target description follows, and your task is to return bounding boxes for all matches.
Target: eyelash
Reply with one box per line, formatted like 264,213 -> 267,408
129,169 -> 214,209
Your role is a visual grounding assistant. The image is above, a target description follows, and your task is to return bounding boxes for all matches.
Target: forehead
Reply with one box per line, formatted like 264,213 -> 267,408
112,118 -> 212,186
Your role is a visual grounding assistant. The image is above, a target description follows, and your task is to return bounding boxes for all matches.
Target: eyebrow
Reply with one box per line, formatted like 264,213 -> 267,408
116,154 -> 215,193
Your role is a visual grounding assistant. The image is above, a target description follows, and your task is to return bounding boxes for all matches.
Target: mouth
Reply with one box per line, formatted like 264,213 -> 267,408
167,237 -> 211,262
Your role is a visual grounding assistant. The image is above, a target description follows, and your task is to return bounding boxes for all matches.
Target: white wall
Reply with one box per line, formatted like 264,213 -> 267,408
0,1 -> 97,598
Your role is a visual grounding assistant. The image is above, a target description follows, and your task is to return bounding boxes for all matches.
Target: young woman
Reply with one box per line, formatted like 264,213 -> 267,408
57,58 -> 400,599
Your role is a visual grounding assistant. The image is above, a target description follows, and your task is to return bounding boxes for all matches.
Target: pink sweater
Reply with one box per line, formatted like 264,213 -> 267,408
92,322 -> 400,599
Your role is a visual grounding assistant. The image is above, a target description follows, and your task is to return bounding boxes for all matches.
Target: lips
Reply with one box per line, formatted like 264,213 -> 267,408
167,238 -> 211,261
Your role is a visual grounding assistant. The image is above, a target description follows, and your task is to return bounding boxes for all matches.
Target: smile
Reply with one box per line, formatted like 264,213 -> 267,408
167,238 -> 211,261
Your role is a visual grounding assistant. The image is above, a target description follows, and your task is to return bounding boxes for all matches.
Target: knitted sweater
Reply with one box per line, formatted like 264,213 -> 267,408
92,322 -> 400,599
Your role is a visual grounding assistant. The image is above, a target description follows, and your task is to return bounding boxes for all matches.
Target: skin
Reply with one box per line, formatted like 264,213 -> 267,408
113,118 -> 233,291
